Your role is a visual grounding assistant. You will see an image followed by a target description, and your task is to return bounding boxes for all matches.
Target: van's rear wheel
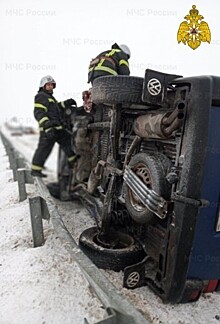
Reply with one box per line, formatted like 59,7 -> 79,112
124,153 -> 171,224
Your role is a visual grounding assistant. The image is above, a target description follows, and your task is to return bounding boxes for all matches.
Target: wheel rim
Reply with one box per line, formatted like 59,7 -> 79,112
128,162 -> 152,212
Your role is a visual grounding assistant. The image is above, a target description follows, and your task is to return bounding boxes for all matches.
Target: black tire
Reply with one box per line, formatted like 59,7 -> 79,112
91,76 -> 144,105
79,226 -> 146,271
124,153 -> 171,224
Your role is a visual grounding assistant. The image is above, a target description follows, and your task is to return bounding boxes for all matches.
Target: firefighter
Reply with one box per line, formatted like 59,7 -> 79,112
88,43 -> 131,84
31,75 -> 78,177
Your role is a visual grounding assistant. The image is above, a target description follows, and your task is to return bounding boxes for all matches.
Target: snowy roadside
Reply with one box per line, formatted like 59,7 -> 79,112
0,139 -> 104,324
1,128 -> 220,324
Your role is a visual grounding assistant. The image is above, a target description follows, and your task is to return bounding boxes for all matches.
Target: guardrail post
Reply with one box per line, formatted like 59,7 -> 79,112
29,196 -> 50,247
16,157 -> 25,168
17,169 -> 34,202
17,169 -> 26,201
6,146 -> 17,181
12,157 -> 25,181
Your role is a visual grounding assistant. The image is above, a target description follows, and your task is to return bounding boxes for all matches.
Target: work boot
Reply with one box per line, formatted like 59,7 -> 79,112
31,170 -> 47,178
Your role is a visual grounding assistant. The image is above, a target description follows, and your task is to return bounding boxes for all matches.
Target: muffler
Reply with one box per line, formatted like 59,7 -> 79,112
133,101 -> 185,139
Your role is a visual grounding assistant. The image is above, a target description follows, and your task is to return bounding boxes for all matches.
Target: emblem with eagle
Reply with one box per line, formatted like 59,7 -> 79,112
177,5 -> 211,50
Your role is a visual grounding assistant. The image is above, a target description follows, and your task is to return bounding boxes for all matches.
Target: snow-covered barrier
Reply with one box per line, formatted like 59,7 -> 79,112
0,129 -> 150,324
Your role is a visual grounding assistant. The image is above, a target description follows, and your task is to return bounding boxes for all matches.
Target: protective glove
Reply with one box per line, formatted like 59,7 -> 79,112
64,98 -> 77,107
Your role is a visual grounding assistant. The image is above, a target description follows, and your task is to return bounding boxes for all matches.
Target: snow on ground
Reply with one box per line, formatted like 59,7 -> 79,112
1,127 -> 220,324
102,269 -> 220,324
0,138 -> 104,324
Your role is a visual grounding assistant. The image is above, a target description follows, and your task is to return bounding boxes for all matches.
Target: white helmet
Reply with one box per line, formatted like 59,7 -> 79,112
39,75 -> 56,88
119,44 -> 131,58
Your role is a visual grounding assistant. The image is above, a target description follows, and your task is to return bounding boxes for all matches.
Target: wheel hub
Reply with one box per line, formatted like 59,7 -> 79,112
128,163 -> 152,212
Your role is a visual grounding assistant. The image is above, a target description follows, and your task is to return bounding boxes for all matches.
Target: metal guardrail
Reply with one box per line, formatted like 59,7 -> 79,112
0,130 -> 150,324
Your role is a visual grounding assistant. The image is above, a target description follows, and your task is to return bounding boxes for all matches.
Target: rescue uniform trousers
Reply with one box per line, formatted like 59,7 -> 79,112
32,129 -> 74,168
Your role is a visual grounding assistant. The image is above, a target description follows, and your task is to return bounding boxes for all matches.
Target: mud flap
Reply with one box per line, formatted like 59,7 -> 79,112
123,256 -> 149,289
142,69 -> 182,106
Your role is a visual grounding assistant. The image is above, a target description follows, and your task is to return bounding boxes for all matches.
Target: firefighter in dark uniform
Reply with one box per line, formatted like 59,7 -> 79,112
31,75 -> 78,177
88,43 -> 131,84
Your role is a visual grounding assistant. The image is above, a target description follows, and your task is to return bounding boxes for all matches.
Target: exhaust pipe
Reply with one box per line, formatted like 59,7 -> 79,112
161,101 -> 185,137
133,101 -> 186,139
162,101 -> 185,126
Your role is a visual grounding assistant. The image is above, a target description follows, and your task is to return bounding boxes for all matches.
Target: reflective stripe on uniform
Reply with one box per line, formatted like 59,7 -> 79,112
88,49 -> 121,75
34,103 -> 47,111
31,164 -> 43,171
45,127 -> 52,133
38,116 -> 49,125
106,49 -> 120,57
119,59 -> 129,67
68,155 -> 77,162
48,98 -> 56,103
44,126 -> 62,132
89,65 -> 117,75
60,101 -> 65,108
98,58 -> 105,66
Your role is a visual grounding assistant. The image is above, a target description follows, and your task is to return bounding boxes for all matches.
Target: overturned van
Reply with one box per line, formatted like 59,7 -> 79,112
56,70 -> 220,303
